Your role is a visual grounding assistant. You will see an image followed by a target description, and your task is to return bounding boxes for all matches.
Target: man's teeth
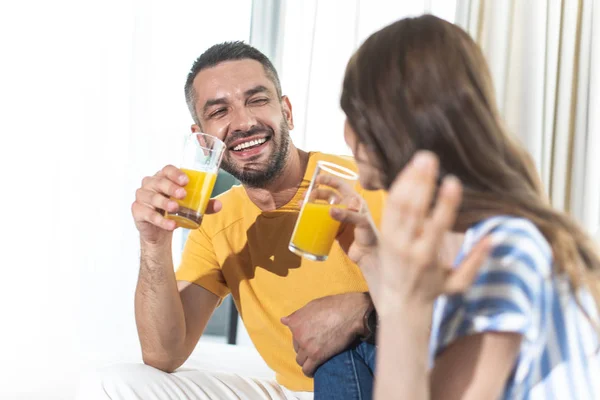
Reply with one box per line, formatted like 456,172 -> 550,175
233,137 -> 267,151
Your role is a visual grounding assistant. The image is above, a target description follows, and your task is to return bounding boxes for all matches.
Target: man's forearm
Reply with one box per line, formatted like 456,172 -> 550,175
135,240 -> 187,370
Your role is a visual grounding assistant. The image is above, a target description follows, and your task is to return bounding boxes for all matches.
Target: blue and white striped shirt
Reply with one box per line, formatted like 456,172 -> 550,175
430,216 -> 600,399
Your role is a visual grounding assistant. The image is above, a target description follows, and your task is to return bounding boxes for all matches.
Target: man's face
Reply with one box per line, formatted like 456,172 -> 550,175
191,59 -> 294,188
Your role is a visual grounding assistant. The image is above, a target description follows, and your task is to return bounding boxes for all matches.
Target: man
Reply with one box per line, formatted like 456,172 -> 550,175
78,41 -> 382,399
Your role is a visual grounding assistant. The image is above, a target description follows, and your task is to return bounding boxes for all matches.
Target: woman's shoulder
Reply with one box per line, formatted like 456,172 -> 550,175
448,216 -> 555,301
467,216 -> 548,244
464,216 -> 553,270
432,216 -> 556,350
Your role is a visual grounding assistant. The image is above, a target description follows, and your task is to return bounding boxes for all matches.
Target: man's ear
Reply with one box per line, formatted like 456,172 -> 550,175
281,95 -> 294,130
191,124 -> 201,133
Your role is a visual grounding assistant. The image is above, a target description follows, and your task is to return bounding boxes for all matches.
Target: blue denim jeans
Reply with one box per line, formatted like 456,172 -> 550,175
313,341 -> 377,400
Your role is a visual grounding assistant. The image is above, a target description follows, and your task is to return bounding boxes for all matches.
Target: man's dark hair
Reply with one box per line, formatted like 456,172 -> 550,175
184,41 -> 282,125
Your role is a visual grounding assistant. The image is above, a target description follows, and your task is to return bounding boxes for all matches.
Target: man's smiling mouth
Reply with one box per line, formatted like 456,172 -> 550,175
232,137 -> 269,151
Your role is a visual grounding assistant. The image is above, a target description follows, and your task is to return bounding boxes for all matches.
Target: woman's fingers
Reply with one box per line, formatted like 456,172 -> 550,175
310,187 -> 341,204
330,206 -> 370,227
422,175 -> 463,250
382,151 -> 439,248
444,236 -> 491,294
310,187 -> 362,211
315,174 -> 357,197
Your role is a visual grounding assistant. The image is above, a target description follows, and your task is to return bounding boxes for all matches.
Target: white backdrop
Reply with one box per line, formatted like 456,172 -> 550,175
0,0 -> 251,397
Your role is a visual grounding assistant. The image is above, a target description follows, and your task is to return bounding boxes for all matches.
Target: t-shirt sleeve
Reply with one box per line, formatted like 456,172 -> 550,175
175,226 -> 230,299
433,218 -> 553,358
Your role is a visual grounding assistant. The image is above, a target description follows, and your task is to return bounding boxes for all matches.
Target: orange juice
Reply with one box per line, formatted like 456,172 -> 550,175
289,202 -> 345,260
165,168 -> 217,229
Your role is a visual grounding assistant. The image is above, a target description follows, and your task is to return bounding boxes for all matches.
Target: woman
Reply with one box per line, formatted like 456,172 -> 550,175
325,14 -> 600,399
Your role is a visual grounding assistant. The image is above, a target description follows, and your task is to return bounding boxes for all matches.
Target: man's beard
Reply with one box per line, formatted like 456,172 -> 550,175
220,120 -> 291,189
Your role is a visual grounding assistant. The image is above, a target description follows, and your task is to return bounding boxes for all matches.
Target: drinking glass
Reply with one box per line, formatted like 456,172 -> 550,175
164,132 -> 225,229
289,161 -> 359,261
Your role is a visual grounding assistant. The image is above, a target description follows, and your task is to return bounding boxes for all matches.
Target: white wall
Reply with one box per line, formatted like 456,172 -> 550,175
0,0 -> 251,397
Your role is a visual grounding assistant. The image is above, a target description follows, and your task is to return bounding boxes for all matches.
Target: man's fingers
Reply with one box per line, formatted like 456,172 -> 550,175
142,175 -> 186,200
132,202 -> 176,231
444,236 -> 491,294
302,359 -> 317,378
157,164 -> 189,186
204,199 -> 222,214
302,358 -> 318,378
135,188 -> 179,213
296,349 -> 308,367
145,166 -> 189,199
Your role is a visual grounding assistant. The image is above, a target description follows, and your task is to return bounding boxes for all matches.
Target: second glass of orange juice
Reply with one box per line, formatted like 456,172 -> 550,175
289,161 -> 359,261
164,132 -> 225,230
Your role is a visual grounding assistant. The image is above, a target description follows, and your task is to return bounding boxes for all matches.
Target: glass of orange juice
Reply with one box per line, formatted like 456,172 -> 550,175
164,132 -> 225,230
289,161 -> 359,261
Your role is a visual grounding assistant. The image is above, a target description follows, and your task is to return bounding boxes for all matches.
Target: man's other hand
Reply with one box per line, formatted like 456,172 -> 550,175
281,292 -> 370,377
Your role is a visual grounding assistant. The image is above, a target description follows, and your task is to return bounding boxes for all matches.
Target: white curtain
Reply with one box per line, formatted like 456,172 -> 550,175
456,0 -> 600,234
269,0 -> 457,156
0,0 -> 251,397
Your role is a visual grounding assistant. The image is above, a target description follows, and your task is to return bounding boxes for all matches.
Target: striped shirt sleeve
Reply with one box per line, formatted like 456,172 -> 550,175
433,217 -> 553,358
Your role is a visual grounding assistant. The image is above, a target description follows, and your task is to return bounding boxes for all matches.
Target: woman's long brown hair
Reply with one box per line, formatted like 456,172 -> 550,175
341,14 -> 600,324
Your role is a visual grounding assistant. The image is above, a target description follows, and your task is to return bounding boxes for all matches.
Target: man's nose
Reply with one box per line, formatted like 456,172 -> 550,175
229,106 -> 257,134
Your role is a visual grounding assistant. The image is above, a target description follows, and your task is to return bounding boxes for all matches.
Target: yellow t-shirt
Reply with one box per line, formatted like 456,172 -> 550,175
175,152 -> 384,392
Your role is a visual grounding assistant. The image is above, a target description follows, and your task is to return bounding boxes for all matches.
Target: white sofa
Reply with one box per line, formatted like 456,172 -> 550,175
3,339 -> 274,399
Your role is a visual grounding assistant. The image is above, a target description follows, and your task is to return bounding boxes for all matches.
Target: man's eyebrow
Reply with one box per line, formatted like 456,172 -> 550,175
202,85 -> 272,116
202,97 -> 228,115
245,85 -> 270,97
